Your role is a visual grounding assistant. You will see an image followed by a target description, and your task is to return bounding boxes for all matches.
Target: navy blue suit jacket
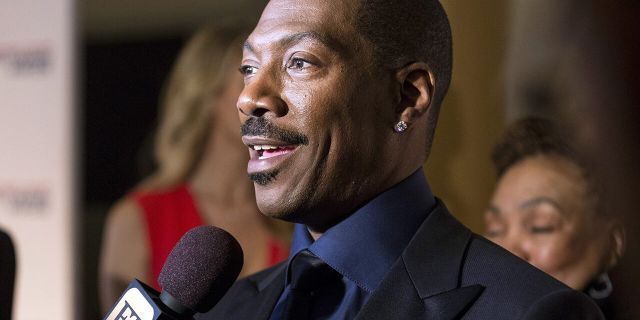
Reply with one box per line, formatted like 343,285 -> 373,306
198,200 -> 602,319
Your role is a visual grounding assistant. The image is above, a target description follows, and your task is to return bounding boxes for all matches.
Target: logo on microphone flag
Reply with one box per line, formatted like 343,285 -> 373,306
106,287 -> 155,320
116,302 -> 140,320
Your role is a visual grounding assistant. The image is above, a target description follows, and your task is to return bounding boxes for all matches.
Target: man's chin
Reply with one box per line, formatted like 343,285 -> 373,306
250,168 -> 312,222
254,189 -> 300,222
256,202 -> 296,222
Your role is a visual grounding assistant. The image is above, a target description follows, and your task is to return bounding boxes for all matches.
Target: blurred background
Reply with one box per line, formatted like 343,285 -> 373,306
1,0 -> 638,319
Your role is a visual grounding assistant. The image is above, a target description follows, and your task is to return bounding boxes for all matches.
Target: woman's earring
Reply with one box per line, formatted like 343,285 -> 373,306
394,121 -> 408,133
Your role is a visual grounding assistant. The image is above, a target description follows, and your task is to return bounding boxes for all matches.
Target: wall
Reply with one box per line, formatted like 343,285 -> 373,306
425,1 -> 509,232
0,0 -> 77,318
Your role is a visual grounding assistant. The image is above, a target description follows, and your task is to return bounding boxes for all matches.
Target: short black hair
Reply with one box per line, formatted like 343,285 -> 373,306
355,0 -> 452,151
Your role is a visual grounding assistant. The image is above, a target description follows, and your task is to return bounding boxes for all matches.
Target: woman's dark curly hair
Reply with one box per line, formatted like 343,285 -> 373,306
492,117 -> 579,177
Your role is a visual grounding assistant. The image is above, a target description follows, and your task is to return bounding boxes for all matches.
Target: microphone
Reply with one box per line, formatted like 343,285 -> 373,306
104,226 -> 244,320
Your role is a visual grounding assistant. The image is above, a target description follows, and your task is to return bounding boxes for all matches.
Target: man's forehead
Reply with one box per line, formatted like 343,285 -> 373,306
263,0 -> 359,16
257,0 -> 359,35
245,0 -> 361,53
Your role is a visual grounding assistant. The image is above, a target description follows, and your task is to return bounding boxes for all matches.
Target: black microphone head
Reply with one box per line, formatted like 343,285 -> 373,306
158,225 -> 243,314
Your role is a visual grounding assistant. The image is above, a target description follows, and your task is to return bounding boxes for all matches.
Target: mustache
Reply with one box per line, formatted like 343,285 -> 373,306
241,117 -> 309,145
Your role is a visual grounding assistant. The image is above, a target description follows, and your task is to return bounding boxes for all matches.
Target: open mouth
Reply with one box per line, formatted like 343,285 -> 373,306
242,135 -> 304,176
249,145 -> 297,160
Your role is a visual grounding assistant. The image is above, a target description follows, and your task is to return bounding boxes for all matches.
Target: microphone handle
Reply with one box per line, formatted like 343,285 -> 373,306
104,280 -> 194,320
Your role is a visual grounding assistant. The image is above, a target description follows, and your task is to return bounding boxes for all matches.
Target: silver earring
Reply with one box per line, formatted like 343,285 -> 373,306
394,121 -> 408,133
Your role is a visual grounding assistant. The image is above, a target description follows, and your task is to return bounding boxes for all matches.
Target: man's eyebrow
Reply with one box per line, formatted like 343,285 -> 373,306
244,31 -> 348,56
243,41 -> 255,54
283,31 -> 344,51
519,197 -> 563,212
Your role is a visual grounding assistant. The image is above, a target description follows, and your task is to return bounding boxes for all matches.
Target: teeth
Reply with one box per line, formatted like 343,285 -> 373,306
253,145 -> 278,151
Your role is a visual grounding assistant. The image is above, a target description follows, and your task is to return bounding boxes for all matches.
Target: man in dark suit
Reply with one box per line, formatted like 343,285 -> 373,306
198,0 -> 603,318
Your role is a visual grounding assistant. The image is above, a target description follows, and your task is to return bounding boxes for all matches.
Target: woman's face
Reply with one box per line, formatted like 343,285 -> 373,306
485,154 -> 612,290
214,57 -> 245,139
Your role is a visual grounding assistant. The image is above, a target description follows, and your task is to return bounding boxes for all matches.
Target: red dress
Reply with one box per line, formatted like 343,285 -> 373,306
132,184 -> 288,290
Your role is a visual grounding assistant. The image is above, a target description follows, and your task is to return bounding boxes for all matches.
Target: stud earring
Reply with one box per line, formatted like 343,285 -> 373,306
394,121 -> 408,133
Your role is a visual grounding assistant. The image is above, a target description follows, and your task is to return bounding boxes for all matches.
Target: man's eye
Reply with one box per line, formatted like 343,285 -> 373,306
239,65 -> 257,76
287,58 -> 312,70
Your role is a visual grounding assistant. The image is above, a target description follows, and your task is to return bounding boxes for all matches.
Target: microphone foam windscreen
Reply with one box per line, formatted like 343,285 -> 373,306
159,225 -> 243,313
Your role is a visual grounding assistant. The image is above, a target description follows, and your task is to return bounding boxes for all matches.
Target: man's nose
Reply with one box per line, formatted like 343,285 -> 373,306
237,72 -> 288,118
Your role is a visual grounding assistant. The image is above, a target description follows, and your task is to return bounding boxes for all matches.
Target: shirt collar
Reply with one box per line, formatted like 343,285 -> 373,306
288,168 -> 436,293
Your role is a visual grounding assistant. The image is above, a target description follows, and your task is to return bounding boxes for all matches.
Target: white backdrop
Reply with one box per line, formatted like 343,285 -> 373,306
0,0 -> 76,319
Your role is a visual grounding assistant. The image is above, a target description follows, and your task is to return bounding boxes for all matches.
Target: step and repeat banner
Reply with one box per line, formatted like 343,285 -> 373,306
0,0 -> 76,319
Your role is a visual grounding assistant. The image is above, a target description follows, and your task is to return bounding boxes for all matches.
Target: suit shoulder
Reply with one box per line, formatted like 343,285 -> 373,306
463,234 -> 567,292
460,234 -> 586,318
521,289 -> 604,319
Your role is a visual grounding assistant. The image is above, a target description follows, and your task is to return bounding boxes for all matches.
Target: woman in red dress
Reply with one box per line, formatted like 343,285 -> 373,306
99,25 -> 289,311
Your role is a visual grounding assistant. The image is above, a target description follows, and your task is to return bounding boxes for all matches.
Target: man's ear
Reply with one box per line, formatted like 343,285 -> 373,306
395,62 -> 436,125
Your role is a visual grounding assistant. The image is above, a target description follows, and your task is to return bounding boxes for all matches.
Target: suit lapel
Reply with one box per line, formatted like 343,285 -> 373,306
404,200 -> 473,295
357,200 -> 485,320
422,285 -> 485,320
354,255 -> 430,320
256,263 -> 288,320
236,263 -> 287,320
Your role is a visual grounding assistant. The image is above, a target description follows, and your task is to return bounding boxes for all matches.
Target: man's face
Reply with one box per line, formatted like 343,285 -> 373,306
237,0 -> 400,231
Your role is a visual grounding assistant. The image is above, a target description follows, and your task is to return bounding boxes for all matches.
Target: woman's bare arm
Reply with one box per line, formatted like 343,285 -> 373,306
98,198 -> 150,312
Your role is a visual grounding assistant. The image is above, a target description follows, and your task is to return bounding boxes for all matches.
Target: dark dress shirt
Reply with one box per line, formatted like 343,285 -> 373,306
269,169 -> 436,319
